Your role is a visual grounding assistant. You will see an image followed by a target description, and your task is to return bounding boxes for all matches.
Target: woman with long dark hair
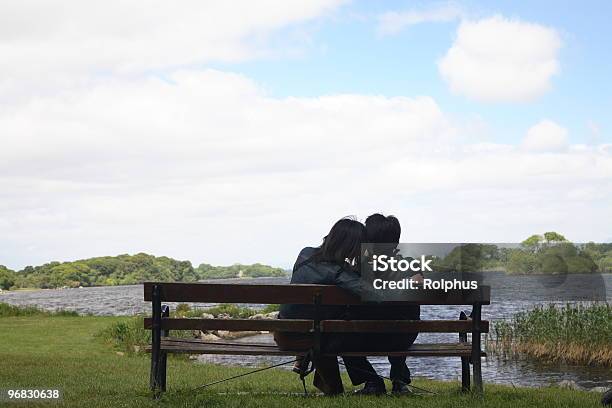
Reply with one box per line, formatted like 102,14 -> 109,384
275,217 -> 381,395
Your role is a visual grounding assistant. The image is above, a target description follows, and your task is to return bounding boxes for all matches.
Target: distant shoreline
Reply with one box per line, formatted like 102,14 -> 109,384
0,275 -> 290,293
2,271 -> 610,293
0,287 -> 43,293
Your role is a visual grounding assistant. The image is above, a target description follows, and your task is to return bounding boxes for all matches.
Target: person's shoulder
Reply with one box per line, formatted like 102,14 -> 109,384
292,247 -> 317,273
298,247 -> 317,260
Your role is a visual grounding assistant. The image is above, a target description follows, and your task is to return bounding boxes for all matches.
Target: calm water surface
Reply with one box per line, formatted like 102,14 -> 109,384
2,274 -> 610,389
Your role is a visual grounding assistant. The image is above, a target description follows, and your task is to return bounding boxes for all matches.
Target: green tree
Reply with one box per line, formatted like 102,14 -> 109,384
539,253 -> 568,274
507,250 -> 539,274
598,252 -> 612,273
436,244 -> 492,272
0,265 -> 16,290
521,235 -> 543,253
543,231 -> 567,244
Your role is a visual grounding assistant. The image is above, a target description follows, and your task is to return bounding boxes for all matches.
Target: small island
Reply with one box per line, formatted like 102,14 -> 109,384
0,253 -> 288,290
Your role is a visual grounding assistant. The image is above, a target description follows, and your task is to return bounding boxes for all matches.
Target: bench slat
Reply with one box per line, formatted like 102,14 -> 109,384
144,318 -> 489,333
143,282 -> 491,305
321,319 -> 489,333
144,282 -> 351,304
153,337 -> 485,357
144,318 -> 312,332
162,337 -> 279,348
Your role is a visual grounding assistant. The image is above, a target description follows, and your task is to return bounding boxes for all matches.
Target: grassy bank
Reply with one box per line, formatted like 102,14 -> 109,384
491,303 -> 612,366
0,311 -> 603,408
0,302 -> 80,317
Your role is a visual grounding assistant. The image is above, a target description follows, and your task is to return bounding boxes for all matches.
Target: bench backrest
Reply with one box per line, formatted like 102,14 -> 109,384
143,282 -> 490,334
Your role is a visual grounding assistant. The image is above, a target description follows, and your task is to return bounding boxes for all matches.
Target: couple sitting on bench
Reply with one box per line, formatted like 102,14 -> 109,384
274,214 -> 422,396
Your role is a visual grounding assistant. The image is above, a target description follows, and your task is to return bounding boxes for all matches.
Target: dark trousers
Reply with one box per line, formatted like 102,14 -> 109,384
341,355 -> 381,385
344,305 -> 420,384
274,331 -> 343,394
386,332 -> 418,384
340,332 -> 418,384
273,332 -> 382,392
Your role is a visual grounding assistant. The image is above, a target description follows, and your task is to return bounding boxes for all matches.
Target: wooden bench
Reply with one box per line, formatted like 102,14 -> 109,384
144,282 -> 490,395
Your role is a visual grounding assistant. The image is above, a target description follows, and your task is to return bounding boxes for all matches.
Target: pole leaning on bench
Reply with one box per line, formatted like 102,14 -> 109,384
459,310 -> 471,392
150,284 -> 164,396
159,305 -> 169,391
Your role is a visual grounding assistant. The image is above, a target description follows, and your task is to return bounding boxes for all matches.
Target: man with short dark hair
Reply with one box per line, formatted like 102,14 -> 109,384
364,213 -> 401,243
343,213 -> 421,395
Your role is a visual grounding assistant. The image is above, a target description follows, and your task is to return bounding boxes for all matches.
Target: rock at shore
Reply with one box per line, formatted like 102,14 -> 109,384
196,310 -> 279,340
199,332 -> 221,342
249,311 -> 279,320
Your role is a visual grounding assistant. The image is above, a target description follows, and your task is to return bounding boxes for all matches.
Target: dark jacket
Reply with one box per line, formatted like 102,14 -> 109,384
279,247 -> 362,321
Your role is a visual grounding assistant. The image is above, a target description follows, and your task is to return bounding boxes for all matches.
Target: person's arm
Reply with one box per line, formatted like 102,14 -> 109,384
334,269 -> 362,296
334,269 -> 384,302
399,253 -> 424,284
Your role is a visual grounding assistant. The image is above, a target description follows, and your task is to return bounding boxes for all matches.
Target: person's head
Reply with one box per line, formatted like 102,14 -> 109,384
314,217 -> 366,266
365,213 -> 401,244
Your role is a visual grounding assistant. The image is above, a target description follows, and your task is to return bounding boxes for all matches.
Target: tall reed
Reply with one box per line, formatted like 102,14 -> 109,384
489,303 -> 612,366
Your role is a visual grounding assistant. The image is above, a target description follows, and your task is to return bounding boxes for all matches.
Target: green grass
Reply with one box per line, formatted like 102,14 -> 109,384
0,302 -> 79,317
0,314 -> 603,408
491,303 -> 612,366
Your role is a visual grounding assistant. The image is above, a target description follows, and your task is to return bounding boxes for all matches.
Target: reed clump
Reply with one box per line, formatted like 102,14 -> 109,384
489,303 -> 612,366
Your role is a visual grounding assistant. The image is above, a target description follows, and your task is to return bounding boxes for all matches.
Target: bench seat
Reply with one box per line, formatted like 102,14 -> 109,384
154,337 -> 487,358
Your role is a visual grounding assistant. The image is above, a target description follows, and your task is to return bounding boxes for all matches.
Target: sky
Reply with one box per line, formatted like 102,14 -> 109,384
1,0 -> 611,270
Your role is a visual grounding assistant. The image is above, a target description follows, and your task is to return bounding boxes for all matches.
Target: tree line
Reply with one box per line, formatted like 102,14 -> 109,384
506,233 -> 612,274
2,232 -> 610,290
0,253 -> 287,290
432,232 -> 612,274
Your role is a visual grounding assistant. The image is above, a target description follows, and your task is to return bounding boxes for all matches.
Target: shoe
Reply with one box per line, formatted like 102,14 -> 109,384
353,380 -> 386,396
602,388 -> 612,406
292,359 -> 303,374
391,380 -> 413,395
292,356 -> 311,375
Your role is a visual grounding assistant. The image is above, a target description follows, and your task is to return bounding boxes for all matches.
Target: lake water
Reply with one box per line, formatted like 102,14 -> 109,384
2,273 -> 611,389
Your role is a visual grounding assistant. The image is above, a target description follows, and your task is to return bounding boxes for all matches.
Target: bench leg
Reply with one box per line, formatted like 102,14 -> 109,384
459,312 -> 471,393
470,304 -> 484,395
472,356 -> 483,394
150,348 -> 160,392
150,347 -> 167,394
159,351 -> 167,391
461,357 -> 471,392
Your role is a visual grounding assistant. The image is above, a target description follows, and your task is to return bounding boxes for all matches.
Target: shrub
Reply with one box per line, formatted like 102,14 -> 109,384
204,304 -> 257,318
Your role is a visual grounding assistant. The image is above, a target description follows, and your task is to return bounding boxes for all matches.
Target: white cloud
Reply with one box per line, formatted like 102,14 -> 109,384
438,15 -> 561,102
522,119 -> 569,152
1,71 -> 612,269
1,4 -> 610,270
377,3 -> 463,35
0,70 -> 456,268
0,0 -> 345,99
